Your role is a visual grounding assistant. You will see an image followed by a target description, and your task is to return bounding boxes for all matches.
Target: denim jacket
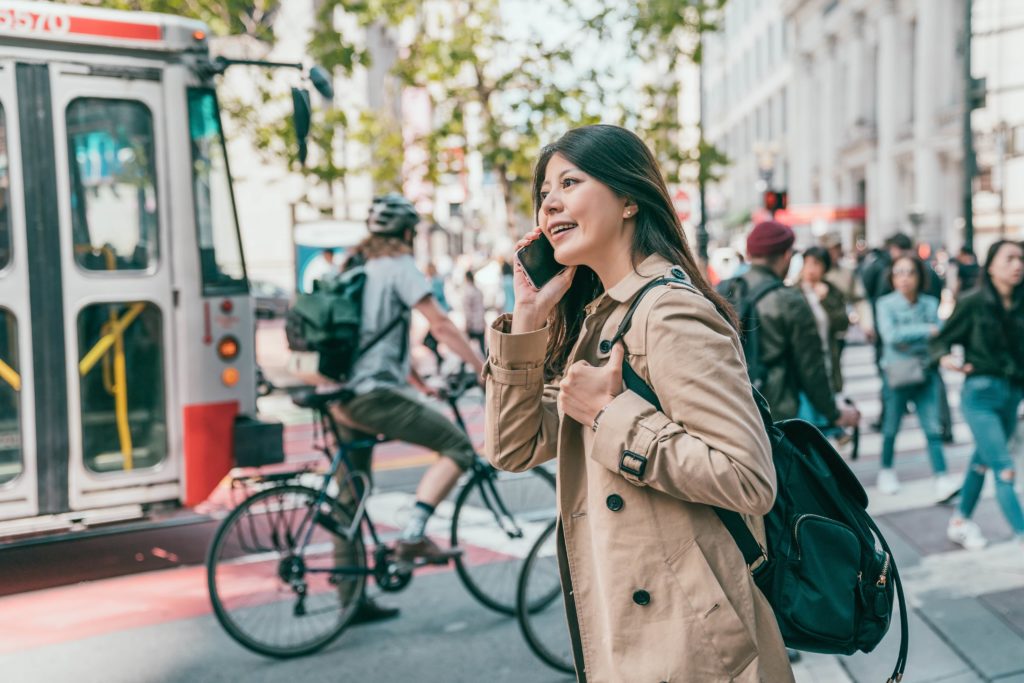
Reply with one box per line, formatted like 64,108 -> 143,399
876,291 -> 940,368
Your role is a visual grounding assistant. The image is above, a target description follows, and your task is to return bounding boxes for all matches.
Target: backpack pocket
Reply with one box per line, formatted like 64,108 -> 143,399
856,549 -> 894,652
782,514 -> 861,645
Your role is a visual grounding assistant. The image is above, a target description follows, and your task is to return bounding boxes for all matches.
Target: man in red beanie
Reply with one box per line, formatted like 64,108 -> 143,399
717,221 -> 859,428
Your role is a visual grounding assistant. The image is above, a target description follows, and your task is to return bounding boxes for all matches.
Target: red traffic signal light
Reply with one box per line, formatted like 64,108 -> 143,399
763,190 -> 788,212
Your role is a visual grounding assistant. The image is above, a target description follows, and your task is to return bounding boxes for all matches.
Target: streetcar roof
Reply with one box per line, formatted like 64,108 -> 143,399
0,1 -> 210,54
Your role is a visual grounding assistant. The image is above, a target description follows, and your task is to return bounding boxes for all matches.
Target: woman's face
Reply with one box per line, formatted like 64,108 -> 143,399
802,256 -> 825,283
987,242 -> 1024,290
892,257 -> 920,298
537,153 -> 631,266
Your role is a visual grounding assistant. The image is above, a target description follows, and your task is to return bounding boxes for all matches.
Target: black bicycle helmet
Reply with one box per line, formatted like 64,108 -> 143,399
367,193 -> 420,235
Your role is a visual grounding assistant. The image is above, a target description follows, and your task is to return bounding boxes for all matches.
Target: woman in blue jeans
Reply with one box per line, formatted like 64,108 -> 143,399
932,240 -> 1024,549
875,256 -> 956,498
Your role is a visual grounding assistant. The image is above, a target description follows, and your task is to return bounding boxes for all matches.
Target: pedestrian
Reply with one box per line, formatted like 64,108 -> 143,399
950,246 -> 981,300
823,234 -> 873,338
800,246 -> 849,396
932,240 -> 1024,549
500,258 -> 515,313
462,270 -> 486,356
423,263 -> 449,367
485,124 -> 793,682
874,255 -> 958,499
722,223 -> 859,428
862,233 -> 952,439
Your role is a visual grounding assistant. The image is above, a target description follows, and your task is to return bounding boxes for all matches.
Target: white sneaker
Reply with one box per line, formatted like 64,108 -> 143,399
947,517 -> 987,550
934,473 -> 961,501
877,468 -> 901,495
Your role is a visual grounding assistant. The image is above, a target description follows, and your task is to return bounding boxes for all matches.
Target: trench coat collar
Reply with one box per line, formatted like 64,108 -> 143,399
605,253 -> 677,303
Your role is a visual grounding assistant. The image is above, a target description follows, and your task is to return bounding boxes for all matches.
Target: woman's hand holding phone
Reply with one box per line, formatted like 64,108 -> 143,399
511,228 -> 575,334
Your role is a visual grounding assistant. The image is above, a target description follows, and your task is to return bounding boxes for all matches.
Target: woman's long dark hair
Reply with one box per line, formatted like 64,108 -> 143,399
531,124 -> 737,380
979,239 -> 1024,302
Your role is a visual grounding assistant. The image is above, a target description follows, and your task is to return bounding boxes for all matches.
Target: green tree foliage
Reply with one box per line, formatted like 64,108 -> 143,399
586,0 -> 730,187
83,0 -> 729,228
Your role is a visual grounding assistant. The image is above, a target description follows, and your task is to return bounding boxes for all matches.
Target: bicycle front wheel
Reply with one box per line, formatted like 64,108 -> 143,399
451,465 -> 556,614
206,484 -> 366,658
517,518 -> 575,674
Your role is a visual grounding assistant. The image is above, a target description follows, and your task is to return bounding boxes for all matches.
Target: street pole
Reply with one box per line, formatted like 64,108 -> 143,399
962,0 -> 976,251
697,35 -> 709,264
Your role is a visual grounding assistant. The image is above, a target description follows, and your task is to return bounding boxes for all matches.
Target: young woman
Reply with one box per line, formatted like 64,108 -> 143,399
483,125 -> 791,682
874,256 -> 956,498
933,240 -> 1024,549
797,246 -> 850,429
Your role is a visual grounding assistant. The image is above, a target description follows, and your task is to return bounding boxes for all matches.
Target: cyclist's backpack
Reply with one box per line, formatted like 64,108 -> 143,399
285,256 -> 407,382
609,270 -> 908,683
715,275 -> 784,391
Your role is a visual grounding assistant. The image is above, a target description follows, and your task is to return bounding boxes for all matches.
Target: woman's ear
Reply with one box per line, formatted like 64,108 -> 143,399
623,200 -> 638,219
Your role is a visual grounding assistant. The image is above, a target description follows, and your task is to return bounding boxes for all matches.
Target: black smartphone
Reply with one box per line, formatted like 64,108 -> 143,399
515,233 -> 566,290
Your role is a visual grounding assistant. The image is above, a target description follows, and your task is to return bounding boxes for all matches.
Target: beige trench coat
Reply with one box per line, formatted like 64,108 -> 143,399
484,254 -> 794,683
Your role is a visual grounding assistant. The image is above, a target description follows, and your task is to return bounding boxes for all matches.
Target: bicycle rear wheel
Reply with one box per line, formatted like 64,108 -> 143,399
451,465 -> 556,614
517,518 -> 575,674
206,484 -> 366,658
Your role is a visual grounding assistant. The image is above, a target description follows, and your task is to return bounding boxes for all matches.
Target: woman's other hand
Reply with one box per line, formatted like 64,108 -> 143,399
940,355 -> 974,374
558,342 -> 625,427
511,227 -> 576,333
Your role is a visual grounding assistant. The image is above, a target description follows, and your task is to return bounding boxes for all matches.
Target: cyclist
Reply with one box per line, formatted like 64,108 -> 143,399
333,193 -> 486,623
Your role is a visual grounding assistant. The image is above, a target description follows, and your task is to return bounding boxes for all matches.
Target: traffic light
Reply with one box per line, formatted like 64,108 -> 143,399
763,190 -> 787,214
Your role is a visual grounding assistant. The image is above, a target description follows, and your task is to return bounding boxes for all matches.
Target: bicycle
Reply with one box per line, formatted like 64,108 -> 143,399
516,518 -> 575,675
206,371 -> 555,658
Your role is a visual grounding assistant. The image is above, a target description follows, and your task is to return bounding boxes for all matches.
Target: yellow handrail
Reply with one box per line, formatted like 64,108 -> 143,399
78,302 -> 147,472
0,357 -> 19,392
79,303 -> 146,376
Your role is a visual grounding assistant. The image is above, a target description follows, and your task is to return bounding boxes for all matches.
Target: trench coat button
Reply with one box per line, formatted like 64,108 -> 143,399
599,339 -> 612,354
632,589 -> 651,606
605,494 -> 624,512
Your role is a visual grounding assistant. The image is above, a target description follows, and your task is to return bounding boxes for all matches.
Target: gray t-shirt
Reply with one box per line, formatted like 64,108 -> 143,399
345,254 -> 432,396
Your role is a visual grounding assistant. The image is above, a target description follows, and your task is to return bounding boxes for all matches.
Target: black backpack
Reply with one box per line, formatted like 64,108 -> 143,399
285,256 -> 407,382
609,271 -> 908,682
715,275 -> 784,391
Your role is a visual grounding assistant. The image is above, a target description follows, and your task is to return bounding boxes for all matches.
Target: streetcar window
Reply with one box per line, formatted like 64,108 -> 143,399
77,302 -> 167,474
0,308 -> 22,485
188,88 -> 247,295
66,98 -> 159,272
0,103 -> 10,271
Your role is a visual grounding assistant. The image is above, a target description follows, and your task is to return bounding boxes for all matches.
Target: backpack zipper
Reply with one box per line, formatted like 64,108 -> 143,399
876,551 -> 891,588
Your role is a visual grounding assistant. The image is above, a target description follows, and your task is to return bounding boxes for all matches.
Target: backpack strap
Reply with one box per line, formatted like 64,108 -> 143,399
610,267 -> 767,570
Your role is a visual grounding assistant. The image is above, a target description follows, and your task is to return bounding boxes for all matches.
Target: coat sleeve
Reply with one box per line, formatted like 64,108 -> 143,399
825,286 -> 850,335
589,289 -> 776,516
930,296 -> 973,362
483,314 -> 559,472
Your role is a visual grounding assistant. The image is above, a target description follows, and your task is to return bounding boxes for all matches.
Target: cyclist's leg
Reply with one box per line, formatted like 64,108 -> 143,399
323,404 -> 376,610
346,387 -> 474,554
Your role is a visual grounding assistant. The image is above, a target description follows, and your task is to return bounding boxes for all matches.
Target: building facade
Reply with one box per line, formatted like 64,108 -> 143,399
703,0 -> 1021,255
702,0 -> 792,242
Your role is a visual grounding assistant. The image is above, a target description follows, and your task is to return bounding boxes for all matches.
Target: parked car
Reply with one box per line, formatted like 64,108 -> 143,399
251,280 -> 291,319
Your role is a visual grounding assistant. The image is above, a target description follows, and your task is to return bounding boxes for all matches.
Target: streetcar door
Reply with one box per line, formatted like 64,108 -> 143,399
13,62 -> 180,517
0,60 -> 38,521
